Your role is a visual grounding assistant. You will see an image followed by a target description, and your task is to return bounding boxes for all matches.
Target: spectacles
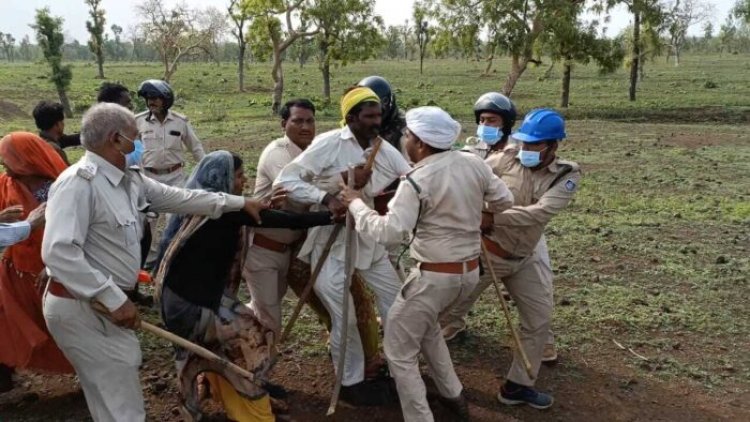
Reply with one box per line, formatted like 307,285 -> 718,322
117,132 -> 135,145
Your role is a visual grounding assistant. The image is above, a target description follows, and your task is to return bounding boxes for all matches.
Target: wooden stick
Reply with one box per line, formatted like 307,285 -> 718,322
327,166 -> 356,416
480,241 -> 534,379
279,224 -> 343,344
364,137 -> 384,169
90,301 -> 257,383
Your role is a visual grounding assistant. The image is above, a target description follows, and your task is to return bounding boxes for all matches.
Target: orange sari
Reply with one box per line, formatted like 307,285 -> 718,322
0,132 -> 72,373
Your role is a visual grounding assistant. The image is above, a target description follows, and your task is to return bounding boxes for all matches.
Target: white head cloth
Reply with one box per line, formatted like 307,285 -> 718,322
405,106 -> 461,150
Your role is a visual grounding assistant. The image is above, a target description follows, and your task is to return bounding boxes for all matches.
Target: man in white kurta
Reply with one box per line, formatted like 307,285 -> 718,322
274,88 -> 411,404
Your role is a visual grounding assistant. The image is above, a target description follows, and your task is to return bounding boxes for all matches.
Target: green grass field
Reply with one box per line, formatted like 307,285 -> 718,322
0,55 -> 748,420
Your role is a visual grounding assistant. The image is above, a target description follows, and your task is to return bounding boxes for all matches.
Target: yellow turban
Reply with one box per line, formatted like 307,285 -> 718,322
340,87 -> 380,127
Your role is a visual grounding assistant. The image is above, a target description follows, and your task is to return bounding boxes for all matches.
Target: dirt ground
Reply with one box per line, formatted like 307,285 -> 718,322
1,124 -> 748,422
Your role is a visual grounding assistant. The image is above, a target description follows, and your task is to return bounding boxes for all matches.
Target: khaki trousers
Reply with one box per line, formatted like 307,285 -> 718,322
385,267 -> 479,422
244,244 -> 291,335
481,250 -> 553,387
43,294 -> 145,422
441,237 -> 555,348
144,169 -> 186,268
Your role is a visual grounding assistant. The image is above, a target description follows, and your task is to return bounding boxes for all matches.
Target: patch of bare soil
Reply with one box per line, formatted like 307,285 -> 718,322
2,330 -> 747,421
0,100 -> 28,121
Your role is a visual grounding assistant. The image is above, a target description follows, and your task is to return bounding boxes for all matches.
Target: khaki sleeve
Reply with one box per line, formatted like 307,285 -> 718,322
142,174 -> 244,217
494,169 -> 580,227
183,121 -> 206,161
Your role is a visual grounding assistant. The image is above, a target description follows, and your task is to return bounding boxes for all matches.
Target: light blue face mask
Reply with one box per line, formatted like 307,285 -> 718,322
517,148 -> 545,168
476,124 -> 502,145
126,140 -> 144,167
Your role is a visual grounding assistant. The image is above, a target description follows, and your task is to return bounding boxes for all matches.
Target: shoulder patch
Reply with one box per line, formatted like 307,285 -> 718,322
564,179 -> 577,192
76,162 -> 98,180
170,111 -> 188,121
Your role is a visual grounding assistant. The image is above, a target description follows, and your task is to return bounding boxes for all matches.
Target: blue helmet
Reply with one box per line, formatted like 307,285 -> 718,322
512,108 -> 566,143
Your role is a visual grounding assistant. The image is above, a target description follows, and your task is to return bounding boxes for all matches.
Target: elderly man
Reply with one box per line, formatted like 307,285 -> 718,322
41,103 -> 268,422
274,87 -> 411,406
340,106 -> 514,421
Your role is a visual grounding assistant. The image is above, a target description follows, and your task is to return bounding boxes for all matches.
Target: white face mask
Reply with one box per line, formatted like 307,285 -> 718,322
517,146 -> 548,168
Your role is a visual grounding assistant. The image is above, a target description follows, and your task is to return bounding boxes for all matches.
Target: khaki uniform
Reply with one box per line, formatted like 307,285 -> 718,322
42,151 -> 245,422
349,150 -> 513,422
135,110 -> 206,266
275,126 -> 412,387
444,146 -> 580,387
243,136 -> 305,333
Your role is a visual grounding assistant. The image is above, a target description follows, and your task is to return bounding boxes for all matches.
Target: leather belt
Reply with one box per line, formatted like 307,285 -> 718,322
253,233 -> 289,253
482,236 -> 524,260
144,162 -> 183,175
419,258 -> 479,274
47,279 -> 76,299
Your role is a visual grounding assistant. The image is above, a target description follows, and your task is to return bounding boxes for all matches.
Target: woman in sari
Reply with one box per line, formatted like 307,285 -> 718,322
0,132 -> 73,392
156,150 -> 332,421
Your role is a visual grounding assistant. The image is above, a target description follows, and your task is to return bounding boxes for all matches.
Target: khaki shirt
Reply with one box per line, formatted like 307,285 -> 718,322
461,136 -> 492,160
349,150 -> 514,263
252,136 -> 306,244
135,110 -> 205,170
485,146 -> 581,257
275,126 -> 412,269
42,151 -> 245,312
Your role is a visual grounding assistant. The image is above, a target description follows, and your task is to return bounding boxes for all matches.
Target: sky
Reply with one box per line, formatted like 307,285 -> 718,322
1,0 -> 736,43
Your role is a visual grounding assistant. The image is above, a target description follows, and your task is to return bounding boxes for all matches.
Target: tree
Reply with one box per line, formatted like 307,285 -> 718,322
734,0 -> 750,23
663,0 -> 712,66
19,35 -> 33,61
85,0 -> 107,78
413,3 -> 431,74
0,33 -> 16,62
718,14 -> 738,54
598,0 -> 663,101
228,0 -> 253,92
108,24 -> 126,61
309,0 -> 384,102
137,0 -> 227,81
539,10 -> 624,107
428,0 -> 575,96
32,8 -> 73,117
399,20 -> 411,60
243,0 -> 319,114
383,25 -> 405,59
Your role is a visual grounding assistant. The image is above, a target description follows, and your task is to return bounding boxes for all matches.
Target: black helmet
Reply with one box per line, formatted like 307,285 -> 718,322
473,92 -> 517,139
137,79 -> 174,110
357,75 -> 397,123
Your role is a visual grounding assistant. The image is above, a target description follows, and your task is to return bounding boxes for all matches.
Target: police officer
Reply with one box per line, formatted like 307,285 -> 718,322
462,92 -> 517,159
340,106 -> 514,421
135,80 -> 205,267
462,109 -> 581,409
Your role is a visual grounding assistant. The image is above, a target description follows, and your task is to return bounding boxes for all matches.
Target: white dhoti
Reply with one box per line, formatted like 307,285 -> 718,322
310,244 -> 400,386
385,267 -> 479,422
43,294 -> 145,422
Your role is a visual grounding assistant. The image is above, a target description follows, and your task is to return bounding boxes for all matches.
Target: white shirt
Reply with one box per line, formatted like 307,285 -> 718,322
42,151 -> 246,311
274,126 -> 412,268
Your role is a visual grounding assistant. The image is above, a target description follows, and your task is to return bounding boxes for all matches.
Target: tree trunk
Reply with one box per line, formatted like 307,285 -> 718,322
271,48 -> 284,115
638,57 -> 645,81
502,55 -> 528,96
560,58 -> 572,108
483,43 -> 496,76
674,48 -> 680,66
57,87 -> 73,118
629,11 -> 640,102
237,42 -> 246,92
543,61 -> 555,80
322,59 -> 331,104
96,51 -> 105,79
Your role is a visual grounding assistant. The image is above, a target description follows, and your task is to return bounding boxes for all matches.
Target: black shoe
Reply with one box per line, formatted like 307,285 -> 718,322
340,379 -> 397,407
438,392 -> 470,421
263,381 -> 288,399
0,364 -> 14,393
